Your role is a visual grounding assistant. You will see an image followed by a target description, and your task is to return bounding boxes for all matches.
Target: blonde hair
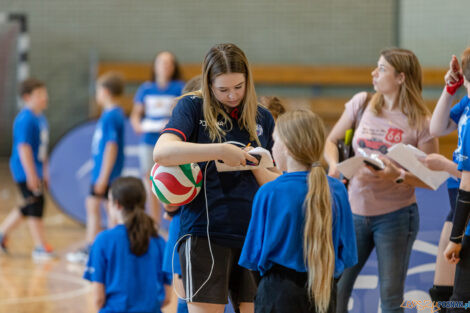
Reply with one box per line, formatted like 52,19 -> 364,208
461,47 -> 470,82
201,43 -> 260,144
370,48 -> 430,130
276,109 -> 334,313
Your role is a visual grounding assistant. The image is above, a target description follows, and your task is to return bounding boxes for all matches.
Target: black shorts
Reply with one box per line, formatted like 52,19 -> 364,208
89,184 -> 110,198
446,188 -> 459,222
17,182 -> 44,218
179,235 -> 259,305
255,264 -> 337,313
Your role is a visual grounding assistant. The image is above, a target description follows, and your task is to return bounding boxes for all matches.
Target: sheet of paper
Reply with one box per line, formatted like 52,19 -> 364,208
336,155 -> 384,179
387,144 -> 449,190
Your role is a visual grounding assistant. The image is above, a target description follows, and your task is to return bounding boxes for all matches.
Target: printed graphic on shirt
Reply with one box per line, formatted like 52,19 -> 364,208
144,95 -> 175,118
356,127 -> 404,154
38,122 -> 49,162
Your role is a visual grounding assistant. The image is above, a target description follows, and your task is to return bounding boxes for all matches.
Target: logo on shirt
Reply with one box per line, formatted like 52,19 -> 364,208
385,128 -> 404,144
256,124 -> 263,136
199,120 -> 225,127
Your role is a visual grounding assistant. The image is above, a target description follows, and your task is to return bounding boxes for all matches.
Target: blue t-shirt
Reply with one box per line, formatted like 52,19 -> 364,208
449,95 -> 470,235
84,225 -> 172,313
134,80 -> 185,145
162,212 -> 182,275
9,108 -> 49,183
239,172 -> 358,278
162,95 -> 275,248
91,107 -> 125,184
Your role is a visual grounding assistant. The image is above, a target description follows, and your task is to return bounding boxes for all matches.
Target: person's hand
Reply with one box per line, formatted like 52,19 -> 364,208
219,144 -> 258,167
26,174 -> 42,194
94,178 -> 108,196
445,55 -> 464,95
444,241 -> 462,264
420,153 -> 448,172
364,156 -> 401,182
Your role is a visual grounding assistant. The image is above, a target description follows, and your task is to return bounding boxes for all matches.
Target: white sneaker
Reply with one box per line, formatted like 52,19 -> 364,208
32,246 -> 56,261
66,246 -> 89,264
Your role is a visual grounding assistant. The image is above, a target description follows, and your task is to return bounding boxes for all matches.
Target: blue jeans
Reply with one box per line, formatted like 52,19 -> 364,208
337,203 -> 419,313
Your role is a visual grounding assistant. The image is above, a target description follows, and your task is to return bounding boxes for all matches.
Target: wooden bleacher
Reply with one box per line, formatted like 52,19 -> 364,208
95,62 -> 456,158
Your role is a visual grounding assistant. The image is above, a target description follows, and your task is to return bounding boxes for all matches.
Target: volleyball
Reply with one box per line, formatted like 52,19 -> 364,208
149,163 -> 202,205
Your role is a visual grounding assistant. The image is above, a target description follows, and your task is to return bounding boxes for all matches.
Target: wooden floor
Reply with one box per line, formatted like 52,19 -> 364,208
0,160 -> 178,313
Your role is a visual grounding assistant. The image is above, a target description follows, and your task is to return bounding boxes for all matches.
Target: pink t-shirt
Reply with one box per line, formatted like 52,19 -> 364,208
345,92 -> 433,216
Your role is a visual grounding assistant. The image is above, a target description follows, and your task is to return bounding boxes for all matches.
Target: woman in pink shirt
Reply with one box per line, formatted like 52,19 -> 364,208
324,48 -> 438,313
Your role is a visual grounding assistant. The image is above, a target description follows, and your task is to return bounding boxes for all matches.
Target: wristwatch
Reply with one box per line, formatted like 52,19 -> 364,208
395,169 -> 406,184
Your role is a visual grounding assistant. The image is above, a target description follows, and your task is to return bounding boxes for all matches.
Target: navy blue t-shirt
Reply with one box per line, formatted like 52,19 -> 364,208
9,108 -> 49,183
162,95 -> 275,248
91,107 -> 125,184
84,225 -> 171,313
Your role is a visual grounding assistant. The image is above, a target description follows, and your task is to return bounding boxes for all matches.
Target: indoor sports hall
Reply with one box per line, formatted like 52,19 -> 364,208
0,1 -> 468,313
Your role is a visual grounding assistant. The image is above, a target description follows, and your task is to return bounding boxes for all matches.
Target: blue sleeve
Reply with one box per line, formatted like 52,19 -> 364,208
335,186 -> 358,273
239,187 -> 269,272
162,96 -> 198,142
133,83 -> 148,105
102,113 -> 120,144
83,235 -> 107,283
458,121 -> 470,171
15,115 -> 35,146
450,98 -> 467,124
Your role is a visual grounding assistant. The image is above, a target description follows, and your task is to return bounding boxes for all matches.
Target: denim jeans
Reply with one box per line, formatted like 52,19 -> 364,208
337,203 -> 419,313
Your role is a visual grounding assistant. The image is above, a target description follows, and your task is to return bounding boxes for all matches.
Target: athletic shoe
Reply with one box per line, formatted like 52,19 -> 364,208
66,246 -> 90,265
32,245 -> 56,261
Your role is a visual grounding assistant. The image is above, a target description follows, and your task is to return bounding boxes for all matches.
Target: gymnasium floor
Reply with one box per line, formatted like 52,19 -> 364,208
0,159 -> 177,313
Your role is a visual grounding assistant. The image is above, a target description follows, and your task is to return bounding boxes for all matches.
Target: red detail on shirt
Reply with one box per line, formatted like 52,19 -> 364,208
230,108 -> 239,120
385,128 -> 404,144
162,128 -> 187,141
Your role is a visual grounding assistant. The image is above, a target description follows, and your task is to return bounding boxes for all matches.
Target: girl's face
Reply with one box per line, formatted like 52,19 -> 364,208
371,56 -> 403,96
154,52 -> 176,82
272,128 -> 288,172
211,73 -> 246,110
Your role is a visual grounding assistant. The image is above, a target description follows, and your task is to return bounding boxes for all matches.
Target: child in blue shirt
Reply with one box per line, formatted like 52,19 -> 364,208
0,78 -> 54,260
239,110 -> 357,313
131,51 -> 184,225
67,72 -> 126,264
84,176 -> 171,313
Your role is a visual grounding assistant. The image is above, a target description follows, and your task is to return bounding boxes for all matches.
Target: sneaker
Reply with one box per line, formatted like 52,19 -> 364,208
66,246 -> 90,265
0,233 -> 7,254
32,245 -> 56,261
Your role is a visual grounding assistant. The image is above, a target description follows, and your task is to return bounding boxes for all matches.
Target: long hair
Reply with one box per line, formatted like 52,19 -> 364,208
150,51 -> 182,82
276,110 -> 334,313
201,43 -> 260,144
110,177 -> 157,256
369,48 -> 430,130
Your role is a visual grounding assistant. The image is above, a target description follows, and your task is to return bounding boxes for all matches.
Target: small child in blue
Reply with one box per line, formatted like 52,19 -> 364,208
67,72 -> 126,264
239,110 -> 358,313
84,176 -> 172,313
0,78 -> 54,260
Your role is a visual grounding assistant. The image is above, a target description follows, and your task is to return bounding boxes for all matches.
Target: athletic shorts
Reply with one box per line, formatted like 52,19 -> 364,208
255,264 -> 337,313
178,235 -> 259,306
89,184 -> 110,198
17,182 -> 44,218
446,188 -> 458,222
